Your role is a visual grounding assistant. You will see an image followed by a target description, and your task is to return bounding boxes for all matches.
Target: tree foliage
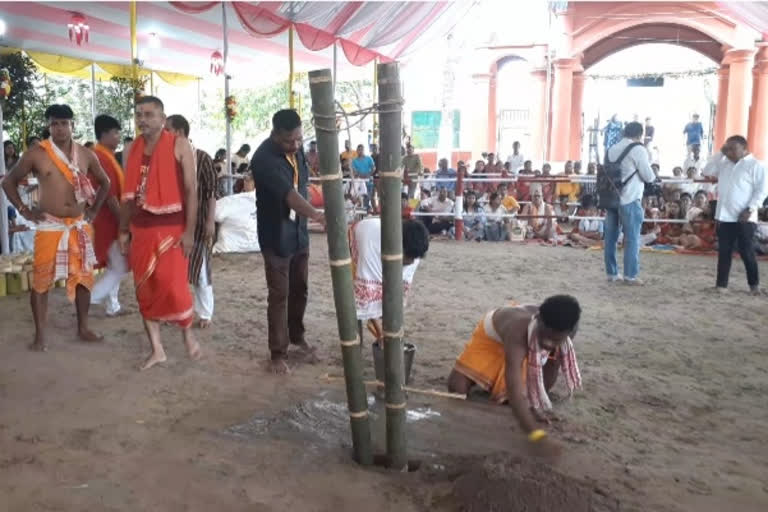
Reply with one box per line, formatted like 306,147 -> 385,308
200,75 -> 373,150
0,52 -> 41,147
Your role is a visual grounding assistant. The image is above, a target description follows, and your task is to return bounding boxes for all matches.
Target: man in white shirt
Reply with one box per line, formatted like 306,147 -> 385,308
603,122 -> 656,284
420,186 -> 454,234
506,141 -> 524,175
702,135 -> 768,295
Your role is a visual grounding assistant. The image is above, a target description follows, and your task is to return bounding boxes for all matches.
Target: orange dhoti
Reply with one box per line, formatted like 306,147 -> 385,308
130,211 -> 193,327
32,215 -> 96,301
453,311 -> 528,404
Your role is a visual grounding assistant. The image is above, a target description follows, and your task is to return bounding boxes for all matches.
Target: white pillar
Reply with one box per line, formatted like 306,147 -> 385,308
471,73 -> 491,162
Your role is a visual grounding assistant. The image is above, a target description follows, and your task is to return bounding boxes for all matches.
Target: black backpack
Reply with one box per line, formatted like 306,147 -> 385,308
597,142 -> 643,210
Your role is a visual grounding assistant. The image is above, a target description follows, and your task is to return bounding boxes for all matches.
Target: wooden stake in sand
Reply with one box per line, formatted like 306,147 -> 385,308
308,68 -> 373,465
377,61 -> 408,471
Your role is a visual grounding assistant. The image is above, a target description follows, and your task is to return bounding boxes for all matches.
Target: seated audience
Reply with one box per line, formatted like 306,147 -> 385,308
522,186 -> 556,242
568,195 -> 604,248
679,192 -> 693,218
677,206 -> 716,251
640,208 -> 661,246
420,186 -> 455,235
555,161 -> 581,203
756,207 -> 768,255
484,192 -> 509,242
499,183 -> 520,214
462,190 -> 486,241
663,166 -> 684,202
657,200 -> 685,244
686,190 -> 710,221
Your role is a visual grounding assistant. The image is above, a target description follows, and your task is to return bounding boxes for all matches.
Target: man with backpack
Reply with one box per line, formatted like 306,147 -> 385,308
599,121 -> 656,284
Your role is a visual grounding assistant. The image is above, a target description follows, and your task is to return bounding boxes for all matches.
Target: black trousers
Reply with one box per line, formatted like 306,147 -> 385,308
716,222 -> 759,288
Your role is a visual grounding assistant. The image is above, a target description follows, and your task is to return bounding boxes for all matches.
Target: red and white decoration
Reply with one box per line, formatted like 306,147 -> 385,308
67,12 -> 89,46
210,50 -> 224,76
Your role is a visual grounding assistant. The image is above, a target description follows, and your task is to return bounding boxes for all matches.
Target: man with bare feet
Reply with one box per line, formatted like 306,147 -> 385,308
119,96 -> 200,370
165,115 -> 217,329
90,115 -> 129,317
447,295 -> 583,456
251,109 -> 325,374
2,104 -> 111,351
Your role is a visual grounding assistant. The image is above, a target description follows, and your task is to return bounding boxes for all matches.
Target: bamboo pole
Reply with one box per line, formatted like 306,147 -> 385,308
90,63 -> 97,132
222,2 -> 233,196
308,68 -> 373,466
289,25 -> 295,109
372,58 -> 378,144
130,1 -> 138,81
0,104 -> 10,254
377,61 -> 407,471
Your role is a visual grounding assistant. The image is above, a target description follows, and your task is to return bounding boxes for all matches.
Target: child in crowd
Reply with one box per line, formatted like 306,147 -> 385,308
686,190 -> 710,220
640,208 -> 661,246
401,192 -> 413,220
499,183 -> 521,213
657,200 -> 685,244
663,166 -> 684,202
462,190 -> 486,241
484,192 -> 509,241
679,193 -> 693,218
677,206 -> 716,251
568,195 -> 603,248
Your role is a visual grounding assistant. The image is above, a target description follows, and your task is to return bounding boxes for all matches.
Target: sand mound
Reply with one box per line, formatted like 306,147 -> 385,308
448,454 -> 619,512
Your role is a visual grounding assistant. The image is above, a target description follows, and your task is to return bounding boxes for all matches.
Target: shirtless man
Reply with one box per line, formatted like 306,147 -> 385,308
447,295 -> 582,456
2,104 -> 111,351
521,186 -> 556,241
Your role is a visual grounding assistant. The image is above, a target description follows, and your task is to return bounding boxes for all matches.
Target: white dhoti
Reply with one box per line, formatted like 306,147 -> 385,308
350,217 -> 420,320
91,240 -> 128,315
194,252 -> 214,321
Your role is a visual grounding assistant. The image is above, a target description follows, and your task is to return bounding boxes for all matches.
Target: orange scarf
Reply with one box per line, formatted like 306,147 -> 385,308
123,130 -> 184,214
93,144 -> 124,198
39,139 -> 96,206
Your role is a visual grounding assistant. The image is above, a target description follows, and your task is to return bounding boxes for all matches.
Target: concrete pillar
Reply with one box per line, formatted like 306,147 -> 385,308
748,67 -> 759,147
488,63 -> 498,154
749,47 -> 768,160
713,65 -> 729,150
530,69 -> 549,164
549,57 -> 577,163
570,68 -> 585,162
471,73 -> 491,162
724,48 -> 756,139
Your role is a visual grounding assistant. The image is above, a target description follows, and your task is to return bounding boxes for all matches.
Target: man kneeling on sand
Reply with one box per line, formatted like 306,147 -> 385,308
447,295 -> 582,455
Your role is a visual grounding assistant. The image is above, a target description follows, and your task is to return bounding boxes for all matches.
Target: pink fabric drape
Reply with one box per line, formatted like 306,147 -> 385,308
169,1 -> 219,14
167,1 -> 450,66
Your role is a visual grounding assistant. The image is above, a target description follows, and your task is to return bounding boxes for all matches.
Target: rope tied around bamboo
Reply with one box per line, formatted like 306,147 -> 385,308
307,67 -> 373,466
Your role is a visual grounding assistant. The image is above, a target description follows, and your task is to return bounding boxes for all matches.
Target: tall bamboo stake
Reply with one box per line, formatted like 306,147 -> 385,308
308,68 -> 373,466
377,61 -> 407,470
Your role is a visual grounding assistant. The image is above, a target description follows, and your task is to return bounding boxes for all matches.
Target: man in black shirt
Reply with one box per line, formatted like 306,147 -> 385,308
251,110 -> 325,374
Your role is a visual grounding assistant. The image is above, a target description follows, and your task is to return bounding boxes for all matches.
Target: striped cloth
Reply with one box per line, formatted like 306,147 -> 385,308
526,315 -> 582,411
188,148 -> 217,284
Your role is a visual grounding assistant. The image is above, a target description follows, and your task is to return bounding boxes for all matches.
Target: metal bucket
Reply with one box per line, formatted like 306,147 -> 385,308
372,341 -> 416,385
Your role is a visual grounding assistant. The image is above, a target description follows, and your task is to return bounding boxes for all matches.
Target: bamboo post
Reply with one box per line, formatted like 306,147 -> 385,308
377,61 -> 407,471
454,167 -> 464,240
90,63 -> 97,132
130,1 -> 138,81
221,2 -> 233,196
308,68 -> 373,466
0,104 -> 10,254
289,26 -> 295,109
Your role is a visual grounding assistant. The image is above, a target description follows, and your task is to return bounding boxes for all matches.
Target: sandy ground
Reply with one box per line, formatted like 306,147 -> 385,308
1,234 -> 767,511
